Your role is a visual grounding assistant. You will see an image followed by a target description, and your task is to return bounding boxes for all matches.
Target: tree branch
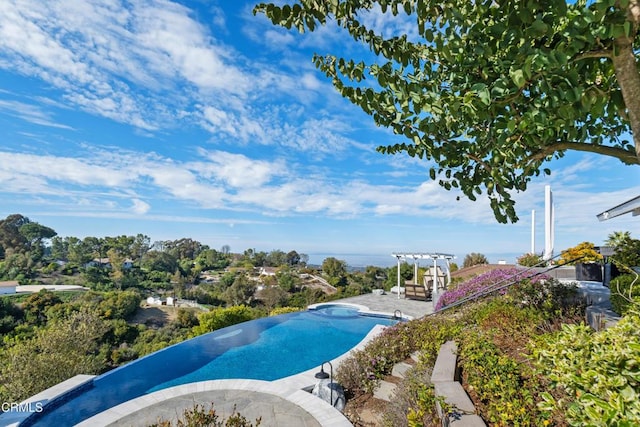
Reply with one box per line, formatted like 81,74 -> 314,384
530,141 -> 639,165
573,49 -> 613,61
612,38 -> 640,160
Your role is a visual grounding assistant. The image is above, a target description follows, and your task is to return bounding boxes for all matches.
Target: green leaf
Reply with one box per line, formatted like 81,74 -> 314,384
281,5 -> 290,20
510,69 -> 526,88
530,19 -> 548,36
478,87 -> 491,106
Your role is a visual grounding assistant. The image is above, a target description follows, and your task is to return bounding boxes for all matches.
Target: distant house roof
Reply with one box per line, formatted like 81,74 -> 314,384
259,267 -> 278,276
597,195 -> 640,221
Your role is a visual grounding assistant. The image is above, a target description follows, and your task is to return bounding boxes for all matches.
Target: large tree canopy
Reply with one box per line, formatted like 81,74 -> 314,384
255,0 -> 640,222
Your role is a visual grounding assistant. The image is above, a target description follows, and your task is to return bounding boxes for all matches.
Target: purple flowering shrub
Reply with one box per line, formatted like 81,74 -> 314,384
435,268 -> 549,311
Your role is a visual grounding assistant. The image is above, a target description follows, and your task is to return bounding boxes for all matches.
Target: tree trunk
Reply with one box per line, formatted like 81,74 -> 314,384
613,1 -> 640,162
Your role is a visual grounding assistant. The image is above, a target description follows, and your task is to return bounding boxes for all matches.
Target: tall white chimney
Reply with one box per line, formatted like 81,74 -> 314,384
544,185 -> 554,261
531,210 -> 535,254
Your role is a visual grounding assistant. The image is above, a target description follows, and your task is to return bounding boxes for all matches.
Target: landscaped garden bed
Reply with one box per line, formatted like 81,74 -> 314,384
335,269 -> 640,426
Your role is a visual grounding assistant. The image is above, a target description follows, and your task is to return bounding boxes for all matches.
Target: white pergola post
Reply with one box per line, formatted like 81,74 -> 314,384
531,209 -> 535,254
396,255 -> 401,299
391,252 -> 456,299
432,258 -> 438,297
445,259 -> 451,287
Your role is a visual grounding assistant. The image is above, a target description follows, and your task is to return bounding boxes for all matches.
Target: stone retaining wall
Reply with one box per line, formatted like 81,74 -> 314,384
431,341 -> 485,427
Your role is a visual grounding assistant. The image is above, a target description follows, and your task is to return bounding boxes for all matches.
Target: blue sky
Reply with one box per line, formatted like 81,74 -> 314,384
0,0 -> 638,267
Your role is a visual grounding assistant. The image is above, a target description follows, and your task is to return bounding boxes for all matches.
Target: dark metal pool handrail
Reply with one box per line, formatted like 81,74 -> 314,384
433,255 -> 585,314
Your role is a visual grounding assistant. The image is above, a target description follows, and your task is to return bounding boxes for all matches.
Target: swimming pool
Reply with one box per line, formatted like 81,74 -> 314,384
26,305 -> 398,426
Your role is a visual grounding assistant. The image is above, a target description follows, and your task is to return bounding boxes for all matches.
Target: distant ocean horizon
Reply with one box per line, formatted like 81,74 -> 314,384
307,252 -> 520,268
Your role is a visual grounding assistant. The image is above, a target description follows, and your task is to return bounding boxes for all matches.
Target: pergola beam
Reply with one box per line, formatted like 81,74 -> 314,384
391,253 -> 455,260
597,195 -> 640,221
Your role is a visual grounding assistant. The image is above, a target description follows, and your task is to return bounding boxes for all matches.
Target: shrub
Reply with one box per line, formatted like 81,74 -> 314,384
21,289 -> 62,325
456,299 -> 577,425
384,363 -> 437,427
336,322 -> 416,395
460,331 -> 543,426
149,403 -> 261,427
0,298 -> 23,335
435,268 -> 549,310
558,241 -> 603,265
611,238 -> 640,269
0,309 -> 110,402
516,252 -> 544,267
609,273 -> 640,315
190,305 -> 255,337
532,311 -> 640,426
268,306 -> 300,316
506,277 -> 580,318
462,252 -> 488,268
176,308 -> 199,328
42,262 -> 59,274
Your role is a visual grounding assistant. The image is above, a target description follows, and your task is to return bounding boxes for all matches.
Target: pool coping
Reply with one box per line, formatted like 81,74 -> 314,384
0,375 -> 96,427
308,301 -> 413,320
76,379 -> 352,427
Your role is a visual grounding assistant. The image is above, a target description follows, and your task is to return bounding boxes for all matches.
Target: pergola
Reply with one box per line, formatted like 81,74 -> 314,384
596,195 -> 640,221
391,253 -> 456,299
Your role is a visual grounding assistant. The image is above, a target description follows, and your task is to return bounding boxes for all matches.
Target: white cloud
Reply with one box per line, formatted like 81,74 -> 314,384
0,152 -> 132,188
0,99 -> 74,129
0,0 -> 251,131
197,150 -> 285,188
300,73 -> 323,91
131,198 -> 150,214
359,4 -> 420,41
0,0 -> 373,164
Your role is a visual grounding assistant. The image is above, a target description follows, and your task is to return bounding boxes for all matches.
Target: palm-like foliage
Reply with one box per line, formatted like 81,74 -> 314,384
606,231 -> 632,249
463,252 -> 488,268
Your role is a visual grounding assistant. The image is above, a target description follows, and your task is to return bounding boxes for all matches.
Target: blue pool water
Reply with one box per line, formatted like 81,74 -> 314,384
28,305 -> 397,426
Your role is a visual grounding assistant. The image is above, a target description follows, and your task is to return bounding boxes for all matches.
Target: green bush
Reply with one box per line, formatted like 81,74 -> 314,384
42,262 -> 59,274
516,253 -> 544,267
190,305 -> 255,337
268,306 -> 300,316
609,273 -> 640,315
334,282 -> 587,425
506,277 -> 580,318
612,238 -> 640,269
532,311 -> 640,426
0,309 -> 110,402
456,301 -> 551,426
0,298 -> 23,335
149,403 -> 261,427
384,363 -> 438,427
176,308 -> 199,328
460,331 -> 542,426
